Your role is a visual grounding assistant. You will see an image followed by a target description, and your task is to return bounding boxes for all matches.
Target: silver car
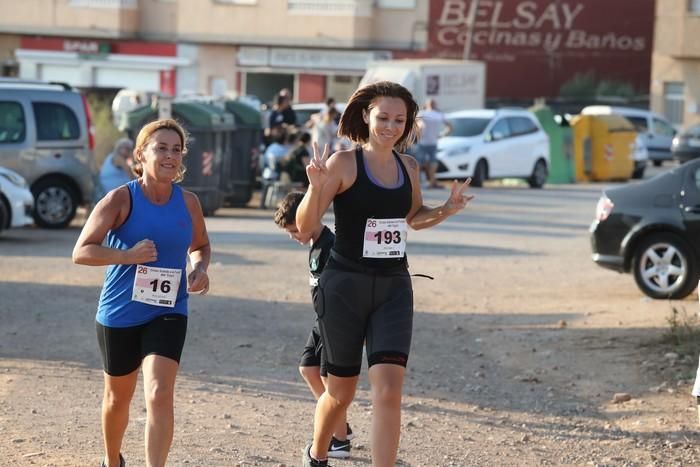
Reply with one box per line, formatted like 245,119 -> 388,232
0,79 -> 97,228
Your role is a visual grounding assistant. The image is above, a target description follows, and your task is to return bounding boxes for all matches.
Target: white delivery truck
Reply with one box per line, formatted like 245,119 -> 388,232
359,59 -> 486,112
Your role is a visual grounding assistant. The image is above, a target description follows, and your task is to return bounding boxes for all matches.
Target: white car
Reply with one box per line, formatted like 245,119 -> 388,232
436,109 -> 550,188
0,166 -> 34,233
631,133 -> 649,179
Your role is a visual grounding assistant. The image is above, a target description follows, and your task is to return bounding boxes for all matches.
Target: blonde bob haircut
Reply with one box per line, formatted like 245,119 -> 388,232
337,81 -> 419,152
132,119 -> 188,183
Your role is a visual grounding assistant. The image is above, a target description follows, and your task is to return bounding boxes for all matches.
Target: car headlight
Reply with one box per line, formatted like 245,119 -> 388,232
0,171 -> 27,188
443,147 -> 471,157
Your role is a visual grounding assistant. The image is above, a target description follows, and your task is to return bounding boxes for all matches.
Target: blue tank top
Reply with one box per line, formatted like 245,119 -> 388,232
96,179 -> 193,327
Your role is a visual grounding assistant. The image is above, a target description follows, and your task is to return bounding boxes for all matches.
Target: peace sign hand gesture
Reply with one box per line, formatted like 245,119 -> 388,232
442,179 -> 474,217
306,142 -> 330,189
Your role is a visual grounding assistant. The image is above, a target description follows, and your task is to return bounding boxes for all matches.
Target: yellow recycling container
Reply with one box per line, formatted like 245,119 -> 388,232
571,114 -> 636,182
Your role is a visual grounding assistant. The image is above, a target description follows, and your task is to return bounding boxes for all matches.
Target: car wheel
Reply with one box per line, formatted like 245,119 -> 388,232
632,233 -> 698,299
471,160 -> 487,188
0,196 -> 9,233
32,178 -> 78,229
527,159 -> 547,188
652,160 -> 662,167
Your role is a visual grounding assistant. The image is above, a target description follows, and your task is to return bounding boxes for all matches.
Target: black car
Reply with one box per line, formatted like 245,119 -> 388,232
590,158 -> 700,299
672,123 -> 700,164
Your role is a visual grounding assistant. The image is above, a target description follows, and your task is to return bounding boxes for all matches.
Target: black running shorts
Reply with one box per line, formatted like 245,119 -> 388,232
96,313 -> 188,376
299,321 -> 328,377
315,254 -> 413,377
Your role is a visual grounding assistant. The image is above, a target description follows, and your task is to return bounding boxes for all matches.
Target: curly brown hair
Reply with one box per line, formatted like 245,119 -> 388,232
273,191 -> 306,228
132,119 -> 188,183
337,81 -> 419,152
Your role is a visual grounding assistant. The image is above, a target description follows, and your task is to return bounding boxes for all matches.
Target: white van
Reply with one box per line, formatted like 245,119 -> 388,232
581,106 -> 676,166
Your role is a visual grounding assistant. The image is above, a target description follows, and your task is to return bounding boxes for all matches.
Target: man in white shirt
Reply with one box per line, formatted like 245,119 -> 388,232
416,99 -> 451,188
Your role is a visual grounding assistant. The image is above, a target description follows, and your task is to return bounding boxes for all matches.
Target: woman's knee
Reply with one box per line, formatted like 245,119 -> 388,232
103,387 -> 133,411
145,382 -> 175,410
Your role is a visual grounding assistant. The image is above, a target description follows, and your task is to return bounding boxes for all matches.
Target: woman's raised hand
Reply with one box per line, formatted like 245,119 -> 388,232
442,178 -> 475,217
306,142 -> 330,189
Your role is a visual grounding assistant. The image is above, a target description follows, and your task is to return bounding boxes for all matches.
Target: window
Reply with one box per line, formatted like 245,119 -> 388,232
508,117 -> 538,136
33,103 -> 80,141
653,118 -> 676,138
0,102 -> 26,144
489,118 -> 511,141
69,0 -> 137,8
215,0 -> 256,4
447,117 -> 490,137
625,116 -> 648,133
663,82 -> 685,126
377,0 -> 416,8
690,0 -> 700,13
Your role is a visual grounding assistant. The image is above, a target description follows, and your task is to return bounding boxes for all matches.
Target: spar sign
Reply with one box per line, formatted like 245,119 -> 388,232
428,0 -> 654,99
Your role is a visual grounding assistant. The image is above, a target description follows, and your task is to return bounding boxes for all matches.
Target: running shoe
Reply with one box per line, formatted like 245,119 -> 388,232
327,436 -> 351,459
100,453 -> 125,467
302,443 -> 328,467
346,423 -> 354,440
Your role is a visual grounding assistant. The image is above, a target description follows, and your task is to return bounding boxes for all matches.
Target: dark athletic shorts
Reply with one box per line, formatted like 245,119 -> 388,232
299,321 -> 328,377
315,253 -> 413,377
96,313 -> 188,376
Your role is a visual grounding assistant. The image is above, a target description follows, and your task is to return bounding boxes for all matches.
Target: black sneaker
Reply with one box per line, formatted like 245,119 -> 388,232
346,423 -> 354,440
302,443 -> 328,467
100,453 -> 125,467
327,436 -> 351,459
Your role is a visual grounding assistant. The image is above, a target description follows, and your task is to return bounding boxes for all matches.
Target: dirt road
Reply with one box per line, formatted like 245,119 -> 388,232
1,181 -> 699,466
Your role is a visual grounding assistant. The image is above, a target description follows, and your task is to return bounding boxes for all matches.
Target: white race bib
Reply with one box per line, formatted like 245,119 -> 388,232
363,218 -> 407,258
132,265 -> 181,308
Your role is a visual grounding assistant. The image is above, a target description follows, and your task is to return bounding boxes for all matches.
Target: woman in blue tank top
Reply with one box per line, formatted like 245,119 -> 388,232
73,119 -> 211,467
296,82 -> 474,467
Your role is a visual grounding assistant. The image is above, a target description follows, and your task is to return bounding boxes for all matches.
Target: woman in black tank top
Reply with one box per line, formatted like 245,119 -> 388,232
296,81 -> 474,467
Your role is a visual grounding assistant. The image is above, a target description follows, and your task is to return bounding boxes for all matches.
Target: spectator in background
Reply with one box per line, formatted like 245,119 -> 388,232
269,95 -> 294,130
416,99 -> 451,189
282,132 -> 312,187
310,107 -> 339,154
281,92 -> 298,127
98,138 -> 135,199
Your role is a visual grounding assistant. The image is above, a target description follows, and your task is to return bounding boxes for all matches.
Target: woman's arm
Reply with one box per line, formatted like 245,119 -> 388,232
72,187 -> 156,265
296,145 -> 350,235
184,191 -> 211,294
402,154 -> 473,230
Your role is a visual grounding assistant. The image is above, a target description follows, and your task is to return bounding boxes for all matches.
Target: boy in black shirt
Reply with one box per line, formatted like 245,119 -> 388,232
274,192 -> 353,459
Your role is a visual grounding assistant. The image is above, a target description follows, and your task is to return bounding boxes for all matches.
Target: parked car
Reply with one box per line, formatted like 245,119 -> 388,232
0,166 -> 34,234
631,133 -> 649,179
671,123 -> 700,164
0,78 -> 97,228
590,158 -> 700,299
581,106 -> 676,167
435,108 -> 550,188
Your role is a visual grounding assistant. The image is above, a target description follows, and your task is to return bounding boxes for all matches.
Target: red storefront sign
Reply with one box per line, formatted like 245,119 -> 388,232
428,0 -> 654,99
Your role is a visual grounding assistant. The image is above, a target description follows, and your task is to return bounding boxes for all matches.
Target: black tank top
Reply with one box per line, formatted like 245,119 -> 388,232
332,147 -> 413,269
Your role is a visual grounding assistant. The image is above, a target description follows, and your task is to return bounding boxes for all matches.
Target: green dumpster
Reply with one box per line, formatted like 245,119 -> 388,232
120,101 -> 235,216
530,105 -> 575,184
223,100 -> 263,207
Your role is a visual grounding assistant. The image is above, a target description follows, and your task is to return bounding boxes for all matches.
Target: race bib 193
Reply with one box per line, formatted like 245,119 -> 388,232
132,265 -> 181,308
363,218 -> 407,258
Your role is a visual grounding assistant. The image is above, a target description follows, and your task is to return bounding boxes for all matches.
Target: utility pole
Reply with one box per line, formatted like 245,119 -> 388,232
462,0 -> 480,60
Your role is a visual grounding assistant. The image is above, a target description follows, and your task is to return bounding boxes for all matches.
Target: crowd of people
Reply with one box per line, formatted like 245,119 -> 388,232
78,81 -> 471,467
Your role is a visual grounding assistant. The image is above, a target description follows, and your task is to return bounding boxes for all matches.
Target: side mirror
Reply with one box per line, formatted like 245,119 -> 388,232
491,130 -> 504,141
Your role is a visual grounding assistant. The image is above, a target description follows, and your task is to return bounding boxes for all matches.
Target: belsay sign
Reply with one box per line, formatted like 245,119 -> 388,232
428,0 -> 654,99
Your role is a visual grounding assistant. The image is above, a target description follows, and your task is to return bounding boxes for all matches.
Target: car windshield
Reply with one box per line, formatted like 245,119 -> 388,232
447,117 -> 491,137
